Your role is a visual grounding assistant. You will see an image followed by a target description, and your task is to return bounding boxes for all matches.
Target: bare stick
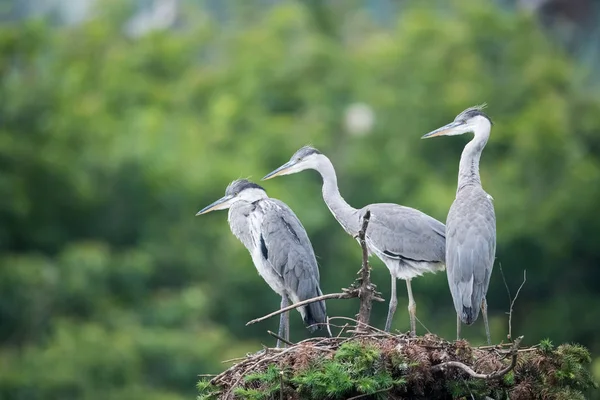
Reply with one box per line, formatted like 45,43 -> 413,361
267,330 -> 295,347
220,357 -> 246,364
279,371 -> 284,400
499,264 -> 527,340
356,210 -> 374,330
432,336 -> 523,379
246,292 -> 359,326
328,316 -> 395,337
508,271 -> 526,340
415,315 -> 432,335
336,323 -> 349,338
498,263 -> 512,310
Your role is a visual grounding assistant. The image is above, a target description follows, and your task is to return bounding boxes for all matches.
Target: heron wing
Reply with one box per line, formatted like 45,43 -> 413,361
260,199 -> 322,299
364,204 -> 446,263
259,199 -> 327,328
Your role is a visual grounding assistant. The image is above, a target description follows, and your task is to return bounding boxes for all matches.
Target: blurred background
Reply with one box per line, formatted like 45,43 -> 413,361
1,0 -> 600,399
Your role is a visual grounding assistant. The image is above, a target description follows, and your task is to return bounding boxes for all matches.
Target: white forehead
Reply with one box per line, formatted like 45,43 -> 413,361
236,188 -> 268,202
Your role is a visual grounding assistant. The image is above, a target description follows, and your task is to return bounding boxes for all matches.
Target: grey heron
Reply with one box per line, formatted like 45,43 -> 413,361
196,179 -> 328,347
422,104 -> 496,344
263,147 -> 446,335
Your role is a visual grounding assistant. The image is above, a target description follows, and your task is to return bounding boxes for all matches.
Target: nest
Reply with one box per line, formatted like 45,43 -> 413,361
197,318 -> 595,400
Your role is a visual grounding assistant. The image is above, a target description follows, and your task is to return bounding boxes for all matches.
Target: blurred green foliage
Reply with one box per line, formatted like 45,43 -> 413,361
1,0 -> 599,399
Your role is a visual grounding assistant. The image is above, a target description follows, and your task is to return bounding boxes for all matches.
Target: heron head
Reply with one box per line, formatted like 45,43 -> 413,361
421,104 -> 493,139
262,146 -> 322,180
196,179 -> 267,215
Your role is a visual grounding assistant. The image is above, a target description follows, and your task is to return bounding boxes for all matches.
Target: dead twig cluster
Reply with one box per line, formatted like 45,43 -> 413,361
432,335 -> 523,379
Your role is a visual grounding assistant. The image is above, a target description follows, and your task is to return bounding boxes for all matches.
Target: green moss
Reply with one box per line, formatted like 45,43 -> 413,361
196,379 -> 220,400
540,338 -> 555,354
503,370 -> 515,386
232,388 -> 271,400
553,344 -> 596,392
290,342 -> 405,399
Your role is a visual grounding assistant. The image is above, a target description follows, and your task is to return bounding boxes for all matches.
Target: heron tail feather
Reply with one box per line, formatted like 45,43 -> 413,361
461,306 -> 478,325
303,299 -> 327,334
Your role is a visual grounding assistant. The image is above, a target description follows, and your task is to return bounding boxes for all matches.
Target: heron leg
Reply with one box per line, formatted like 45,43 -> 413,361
384,277 -> 398,332
406,279 -> 417,337
481,297 -> 491,345
284,307 -> 290,344
456,314 -> 461,341
277,296 -> 289,348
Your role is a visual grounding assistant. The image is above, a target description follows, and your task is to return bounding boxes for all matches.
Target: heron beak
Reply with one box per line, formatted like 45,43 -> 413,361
262,161 -> 296,181
196,195 -> 235,215
421,121 -> 465,139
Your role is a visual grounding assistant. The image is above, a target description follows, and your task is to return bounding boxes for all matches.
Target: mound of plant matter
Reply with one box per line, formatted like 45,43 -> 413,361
197,330 -> 596,400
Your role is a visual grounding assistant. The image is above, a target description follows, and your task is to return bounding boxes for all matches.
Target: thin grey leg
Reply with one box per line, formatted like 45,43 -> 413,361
406,279 -> 417,337
457,313 -> 461,341
284,307 -> 290,344
277,296 -> 289,348
384,277 -> 398,332
481,297 -> 491,345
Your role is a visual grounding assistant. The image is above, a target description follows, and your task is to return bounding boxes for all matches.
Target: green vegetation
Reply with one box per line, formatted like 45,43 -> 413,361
198,337 -> 596,399
1,0 -> 600,399
290,342 -> 405,399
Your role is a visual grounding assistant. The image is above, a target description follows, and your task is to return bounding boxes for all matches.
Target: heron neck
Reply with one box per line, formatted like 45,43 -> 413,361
457,128 -> 489,192
315,156 -> 360,235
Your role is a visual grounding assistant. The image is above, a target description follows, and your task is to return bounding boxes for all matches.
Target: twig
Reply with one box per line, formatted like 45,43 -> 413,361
268,330 -> 295,347
336,323 -> 349,338
246,279 -> 383,328
432,336 -> 523,379
498,262 -> 512,316
346,386 -> 393,400
477,342 -> 512,350
415,315 -> 432,335
509,271 -> 526,340
279,371 -> 284,400
246,293 -> 357,326
221,356 -> 246,364
328,316 -> 395,337
499,264 -> 527,341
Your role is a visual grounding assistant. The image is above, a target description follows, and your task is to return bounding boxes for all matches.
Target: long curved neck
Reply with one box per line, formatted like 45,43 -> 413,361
314,155 -> 360,235
457,122 -> 491,192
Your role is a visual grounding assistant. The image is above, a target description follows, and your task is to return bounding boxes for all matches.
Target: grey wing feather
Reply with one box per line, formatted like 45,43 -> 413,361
446,189 -> 496,324
260,199 -> 327,331
365,204 -> 446,263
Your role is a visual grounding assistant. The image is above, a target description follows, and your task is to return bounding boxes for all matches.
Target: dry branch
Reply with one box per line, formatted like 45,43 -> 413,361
267,330 -> 295,347
245,292 -> 377,326
432,335 -> 523,379
356,209 -> 375,329
508,271 -> 527,340
499,264 -> 527,341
